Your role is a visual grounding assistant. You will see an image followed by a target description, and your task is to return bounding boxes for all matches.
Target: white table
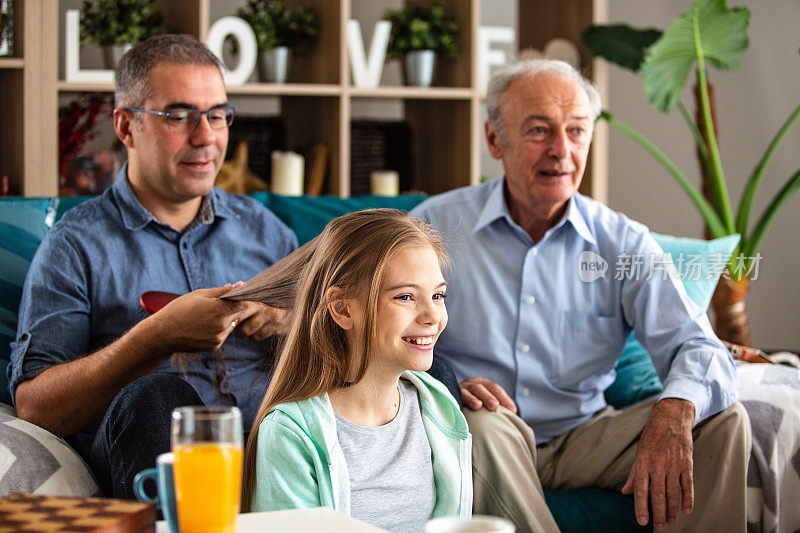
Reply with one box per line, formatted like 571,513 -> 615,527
156,507 -> 387,532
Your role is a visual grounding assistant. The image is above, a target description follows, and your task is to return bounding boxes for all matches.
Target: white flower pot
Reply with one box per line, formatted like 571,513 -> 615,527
258,46 -> 291,84
403,50 -> 436,87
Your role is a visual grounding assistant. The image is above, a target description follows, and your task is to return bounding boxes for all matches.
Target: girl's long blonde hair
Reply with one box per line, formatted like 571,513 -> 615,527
225,209 -> 444,511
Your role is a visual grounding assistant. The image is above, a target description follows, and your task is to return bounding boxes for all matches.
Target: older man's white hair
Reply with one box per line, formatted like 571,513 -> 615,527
486,59 -> 602,145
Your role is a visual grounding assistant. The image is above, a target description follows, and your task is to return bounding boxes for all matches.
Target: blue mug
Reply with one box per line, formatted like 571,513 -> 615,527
134,452 -> 179,533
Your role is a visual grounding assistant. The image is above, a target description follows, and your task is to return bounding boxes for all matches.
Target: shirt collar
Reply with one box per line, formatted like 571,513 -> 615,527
208,187 -> 235,220
473,178 -> 512,234
111,162 -> 231,231
111,164 -> 155,231
564,194 -> 596,245
473,177 -> 596,245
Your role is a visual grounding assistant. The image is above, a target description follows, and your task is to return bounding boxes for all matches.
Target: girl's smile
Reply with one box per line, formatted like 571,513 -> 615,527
401,335 -> 436,348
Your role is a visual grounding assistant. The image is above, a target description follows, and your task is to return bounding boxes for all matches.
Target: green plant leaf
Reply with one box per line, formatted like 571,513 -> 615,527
736,101 -> 800,235
677,102 -> 709,163
741,168 -> 800,260
384,2 -> 459,60
639,0 -> 749,112
581,24 -> 661,72
237,0 -> 318,52
600,110 -> 727,237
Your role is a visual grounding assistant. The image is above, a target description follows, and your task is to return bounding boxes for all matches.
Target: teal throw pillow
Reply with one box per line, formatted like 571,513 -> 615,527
650,232 -> 741,310
604,232 -> 740,408
0,198 -> 56,405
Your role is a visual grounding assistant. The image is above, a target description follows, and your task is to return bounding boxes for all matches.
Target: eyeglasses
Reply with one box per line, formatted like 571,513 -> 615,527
125,104 -> 236,133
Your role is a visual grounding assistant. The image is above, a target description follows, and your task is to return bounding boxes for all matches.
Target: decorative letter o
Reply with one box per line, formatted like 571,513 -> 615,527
206,16 -> 257,86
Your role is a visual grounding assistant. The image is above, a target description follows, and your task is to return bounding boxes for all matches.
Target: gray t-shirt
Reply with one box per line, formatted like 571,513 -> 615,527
335,379 -> 435,532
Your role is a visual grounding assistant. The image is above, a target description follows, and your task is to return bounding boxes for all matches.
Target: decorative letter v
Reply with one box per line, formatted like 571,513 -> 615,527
346,20 -> 391,89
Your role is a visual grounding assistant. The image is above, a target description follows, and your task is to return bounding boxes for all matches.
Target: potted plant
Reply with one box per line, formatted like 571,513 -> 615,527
237,0 -> 319,84
384,2 -> 459,87
582,0 -> 800,345
80,0 -> 164,69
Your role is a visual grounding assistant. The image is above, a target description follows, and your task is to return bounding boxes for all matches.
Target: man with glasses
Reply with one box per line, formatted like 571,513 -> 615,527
9,35 -> 297,498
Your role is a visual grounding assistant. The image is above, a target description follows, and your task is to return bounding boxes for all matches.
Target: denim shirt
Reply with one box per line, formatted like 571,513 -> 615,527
412,177 -> 738,443
8,165 -> 297,438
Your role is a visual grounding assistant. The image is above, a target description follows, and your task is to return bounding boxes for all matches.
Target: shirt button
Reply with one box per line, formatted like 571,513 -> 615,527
532,248 -> 538,256
523,388 -> 531,396
526,296 -> 536,304
521,344 -> 530,353
181,242 -> 188,249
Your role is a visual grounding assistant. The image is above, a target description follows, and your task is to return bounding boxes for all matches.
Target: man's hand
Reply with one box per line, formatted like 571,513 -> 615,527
148,285 -> 246,353
622,398 -> 695,531
15,284 -> 247,437
460,377 -> 517,413
234,303 -> 289,340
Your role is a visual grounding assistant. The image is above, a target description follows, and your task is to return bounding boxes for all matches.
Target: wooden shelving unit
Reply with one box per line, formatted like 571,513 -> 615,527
0,0 -> 58,197
7,0 -> 608,199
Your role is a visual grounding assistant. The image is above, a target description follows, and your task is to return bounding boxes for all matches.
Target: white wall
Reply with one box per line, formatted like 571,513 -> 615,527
606,0 -> 800,349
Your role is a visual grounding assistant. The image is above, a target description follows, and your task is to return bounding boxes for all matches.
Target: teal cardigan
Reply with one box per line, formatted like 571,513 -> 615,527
251,371 -> 473,520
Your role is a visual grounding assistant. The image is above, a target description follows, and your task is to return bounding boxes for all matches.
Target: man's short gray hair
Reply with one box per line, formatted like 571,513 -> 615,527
486,59 -> 602,144
115,34 -> 224,109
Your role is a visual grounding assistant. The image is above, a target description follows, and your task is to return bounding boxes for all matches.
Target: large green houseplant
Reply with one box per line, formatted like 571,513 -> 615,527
582,0 -> 800,345
384,2 -> 459,87
237,0 -> 319,83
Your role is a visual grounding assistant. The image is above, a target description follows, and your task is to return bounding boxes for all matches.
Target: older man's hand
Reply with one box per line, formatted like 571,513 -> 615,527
621,398 -> 695,531
460,377 -> 517,413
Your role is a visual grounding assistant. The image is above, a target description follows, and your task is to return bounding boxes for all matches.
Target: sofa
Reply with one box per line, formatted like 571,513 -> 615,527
2,192 -> 793,532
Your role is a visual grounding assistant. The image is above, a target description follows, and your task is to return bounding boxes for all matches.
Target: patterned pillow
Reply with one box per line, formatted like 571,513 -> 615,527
0,411 -> 100,497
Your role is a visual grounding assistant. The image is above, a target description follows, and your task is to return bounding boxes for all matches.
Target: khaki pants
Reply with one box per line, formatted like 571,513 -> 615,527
466,400 -> 751,533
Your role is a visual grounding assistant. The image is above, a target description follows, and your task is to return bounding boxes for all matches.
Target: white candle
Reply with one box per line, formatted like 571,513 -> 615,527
271,151 -> 305,196
370,170 -> 399,196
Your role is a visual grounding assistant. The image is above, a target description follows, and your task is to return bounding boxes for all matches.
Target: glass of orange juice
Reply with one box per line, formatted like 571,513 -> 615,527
171,406 -> 243,533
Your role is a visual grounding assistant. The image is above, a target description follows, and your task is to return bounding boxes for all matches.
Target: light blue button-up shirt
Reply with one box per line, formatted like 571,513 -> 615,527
412,177 -> 738,443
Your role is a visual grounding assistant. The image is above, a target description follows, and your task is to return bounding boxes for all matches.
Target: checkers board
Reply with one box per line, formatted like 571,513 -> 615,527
0,493 -> 155,532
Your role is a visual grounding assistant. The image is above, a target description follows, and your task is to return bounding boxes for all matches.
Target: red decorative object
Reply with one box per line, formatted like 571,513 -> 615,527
58,94 -> 115,191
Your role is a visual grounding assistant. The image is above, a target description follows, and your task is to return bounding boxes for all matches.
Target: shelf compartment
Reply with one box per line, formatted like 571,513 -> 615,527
0,69 -> 24,191
349,0 -> 474,90
405,99 -> 472,194
208,0 -> 341,86
281,95 -> 342,195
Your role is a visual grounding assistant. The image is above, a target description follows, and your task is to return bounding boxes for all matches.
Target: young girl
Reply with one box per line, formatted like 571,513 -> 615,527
225,209 -> 472,531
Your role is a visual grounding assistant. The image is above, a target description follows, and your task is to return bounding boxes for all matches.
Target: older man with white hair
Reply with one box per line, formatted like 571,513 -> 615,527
413,59 -> 750,532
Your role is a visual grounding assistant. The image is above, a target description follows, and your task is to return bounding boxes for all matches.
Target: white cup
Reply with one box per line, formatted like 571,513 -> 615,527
425,515 -> 516,533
